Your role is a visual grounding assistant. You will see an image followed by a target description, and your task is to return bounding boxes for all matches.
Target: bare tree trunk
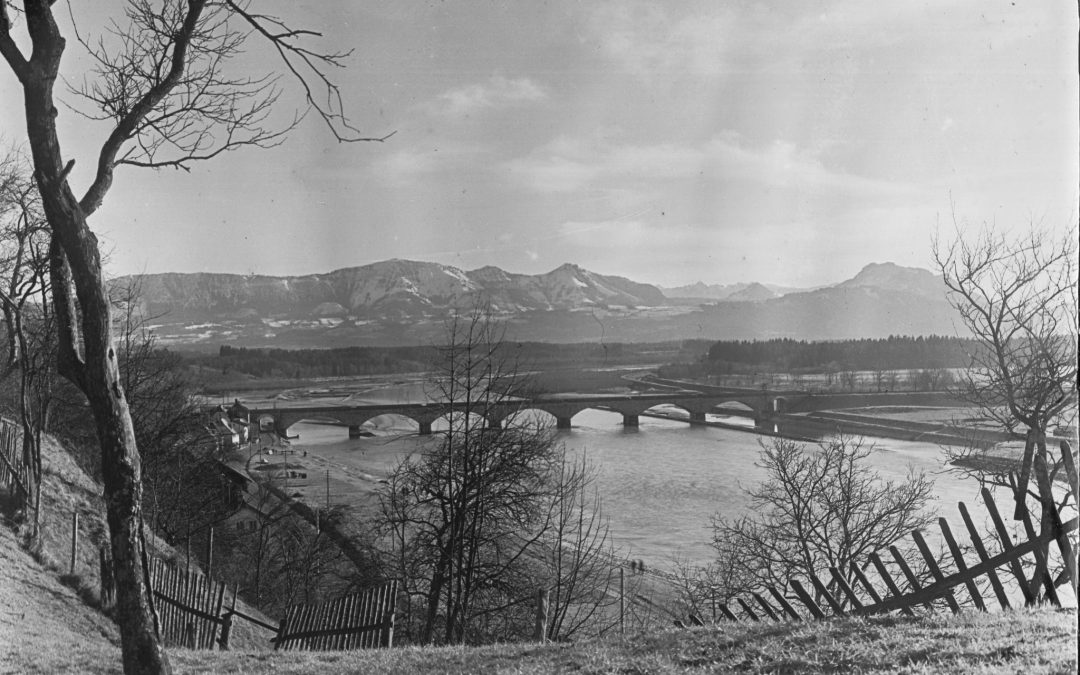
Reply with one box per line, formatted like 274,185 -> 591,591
21,54 -> 171,675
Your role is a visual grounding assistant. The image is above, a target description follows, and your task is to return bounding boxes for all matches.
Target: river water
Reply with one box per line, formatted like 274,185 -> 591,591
277,400 -> 986,571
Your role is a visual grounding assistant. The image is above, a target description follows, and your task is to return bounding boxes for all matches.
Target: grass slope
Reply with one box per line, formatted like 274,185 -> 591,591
0,430 -> 276,668
2,432 -> 1076,674
164,608 -> 1076,674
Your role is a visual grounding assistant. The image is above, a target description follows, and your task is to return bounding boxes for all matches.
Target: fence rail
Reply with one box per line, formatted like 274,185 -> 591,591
148,557 -> 228,649
0,417 -> 28,506
275,580 -> 399,651
699,487 -> 1077,627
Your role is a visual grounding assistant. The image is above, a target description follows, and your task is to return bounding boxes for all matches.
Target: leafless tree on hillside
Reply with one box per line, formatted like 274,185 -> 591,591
934,225 -> 1078,601
1,3 -> 387,670
0,147 -> 54,539
711,435 -> 936,609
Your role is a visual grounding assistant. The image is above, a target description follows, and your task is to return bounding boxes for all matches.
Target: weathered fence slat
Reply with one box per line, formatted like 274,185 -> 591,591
751,592 -> 780,621
911,529 -> 961,614
856,516 -> 1078,616
957,502 -> 1011,610
890,545 -> 933,613
848,562 -> 883,606
674,489 -> 1074,631
767,586 -> 801,621
0,418 -> 28,504
868,552 -> 914,617
384,580 -> 398,647
1017,499 -> 1060,606
274,582 -> 399,651
788,579 -> 826,620
357,585 -> 374,647
735,597 -> 760,622
938,517 -> 985,611
808,572 -> 845,616
981,487 -> 1034,605
147,557 -> 226,649
828,567 -> 863,610
342,591 -> 358,649
370,583 -> 387,647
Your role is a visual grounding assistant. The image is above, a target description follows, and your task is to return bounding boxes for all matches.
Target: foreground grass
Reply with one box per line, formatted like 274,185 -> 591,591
163,608 -> 1077,675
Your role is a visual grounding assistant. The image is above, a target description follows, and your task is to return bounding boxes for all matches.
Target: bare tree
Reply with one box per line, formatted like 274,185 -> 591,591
379,306 -> 567,645
712,435 -> 935,607
1,3 -> 385,670
540,451 -> 621,642
0,146 -> 54,538
934,225 -> 1078,600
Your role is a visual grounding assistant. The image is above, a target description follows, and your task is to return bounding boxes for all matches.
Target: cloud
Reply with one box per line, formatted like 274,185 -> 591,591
583,0 -> 983,81
428,76 -> 547,117
588,3 -> 737,78
371,142 -> 486,186
505,132 -> 918,201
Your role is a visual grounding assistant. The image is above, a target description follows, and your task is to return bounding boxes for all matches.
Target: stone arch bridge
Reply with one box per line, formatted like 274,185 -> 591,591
245,391 -> 783,439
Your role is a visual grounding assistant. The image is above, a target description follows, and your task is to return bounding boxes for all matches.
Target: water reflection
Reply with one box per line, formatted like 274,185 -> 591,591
279,404 -> 987,569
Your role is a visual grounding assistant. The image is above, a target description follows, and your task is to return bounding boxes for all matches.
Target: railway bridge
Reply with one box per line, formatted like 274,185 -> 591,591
244,390 -> 784,438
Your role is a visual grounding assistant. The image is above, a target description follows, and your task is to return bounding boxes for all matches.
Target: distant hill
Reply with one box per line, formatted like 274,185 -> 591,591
725,282 -> 777,302
120,260 -> 665,322
835,261 -> 945,298
116,260 -> 965,348
661,281 -> 807,300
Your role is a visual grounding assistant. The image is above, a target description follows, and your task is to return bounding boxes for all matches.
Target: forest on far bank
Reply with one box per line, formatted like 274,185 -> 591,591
185,341 -> 709,383
184,336 -> 978,390
658,335 -> 979,380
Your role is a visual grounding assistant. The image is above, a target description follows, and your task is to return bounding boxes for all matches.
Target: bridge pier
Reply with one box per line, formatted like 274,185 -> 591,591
689,411 -> 706,425
487,419 -> 502,430
622,414 -> 639,428
348,425 -> 364,439
556,417 -> 572,430
418,421 -> 433,436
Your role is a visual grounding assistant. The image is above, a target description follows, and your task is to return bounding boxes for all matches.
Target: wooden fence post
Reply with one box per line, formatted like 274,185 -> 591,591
218,612 -> 232,651
99,545 -> 116,610
206,527 -> 214,579
619,567 -> 625,637
274,617 -> 288,651
533,588 -> 549,643
69,511 -> 79,575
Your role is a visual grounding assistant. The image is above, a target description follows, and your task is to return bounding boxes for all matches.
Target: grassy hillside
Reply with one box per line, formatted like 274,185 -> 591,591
0,431 -> 276,658
4,604 -> 1071,674
2,430 -> 1076,674
168,609 -> 1076,674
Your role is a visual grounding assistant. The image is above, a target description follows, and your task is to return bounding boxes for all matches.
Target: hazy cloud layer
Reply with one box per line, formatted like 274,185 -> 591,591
1,1 -> 1073,287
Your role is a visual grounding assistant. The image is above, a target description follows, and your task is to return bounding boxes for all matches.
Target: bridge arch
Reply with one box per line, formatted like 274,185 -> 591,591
358,413 -> 420,435
430,411 -> 499,433
501,408 -> 559,429
709,400 -> 759,417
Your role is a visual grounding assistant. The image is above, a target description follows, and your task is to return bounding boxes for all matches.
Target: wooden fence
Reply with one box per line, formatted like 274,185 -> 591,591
0,416 -> 27,507
691,488 -> 1076,627
275,580 -> 399,651
148,556 -> 228,649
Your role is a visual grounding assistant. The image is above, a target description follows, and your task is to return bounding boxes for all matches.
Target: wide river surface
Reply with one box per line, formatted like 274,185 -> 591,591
270,386 -> 988,571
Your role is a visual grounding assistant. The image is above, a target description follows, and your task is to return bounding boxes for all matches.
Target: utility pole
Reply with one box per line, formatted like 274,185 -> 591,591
619,566 -> 625,637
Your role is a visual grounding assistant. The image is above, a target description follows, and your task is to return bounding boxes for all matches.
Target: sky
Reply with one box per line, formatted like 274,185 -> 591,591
1,1 -> 1076,288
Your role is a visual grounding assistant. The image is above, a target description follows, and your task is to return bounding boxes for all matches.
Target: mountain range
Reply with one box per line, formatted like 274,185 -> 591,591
117,260 -> 965,348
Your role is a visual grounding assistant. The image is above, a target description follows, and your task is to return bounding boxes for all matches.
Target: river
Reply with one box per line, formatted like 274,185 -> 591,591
271,399 -> 987,571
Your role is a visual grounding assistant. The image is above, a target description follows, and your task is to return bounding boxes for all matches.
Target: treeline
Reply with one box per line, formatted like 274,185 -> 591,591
194,341 -> 702,380
702,335 -> 976,372
205,345 -> 433,379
